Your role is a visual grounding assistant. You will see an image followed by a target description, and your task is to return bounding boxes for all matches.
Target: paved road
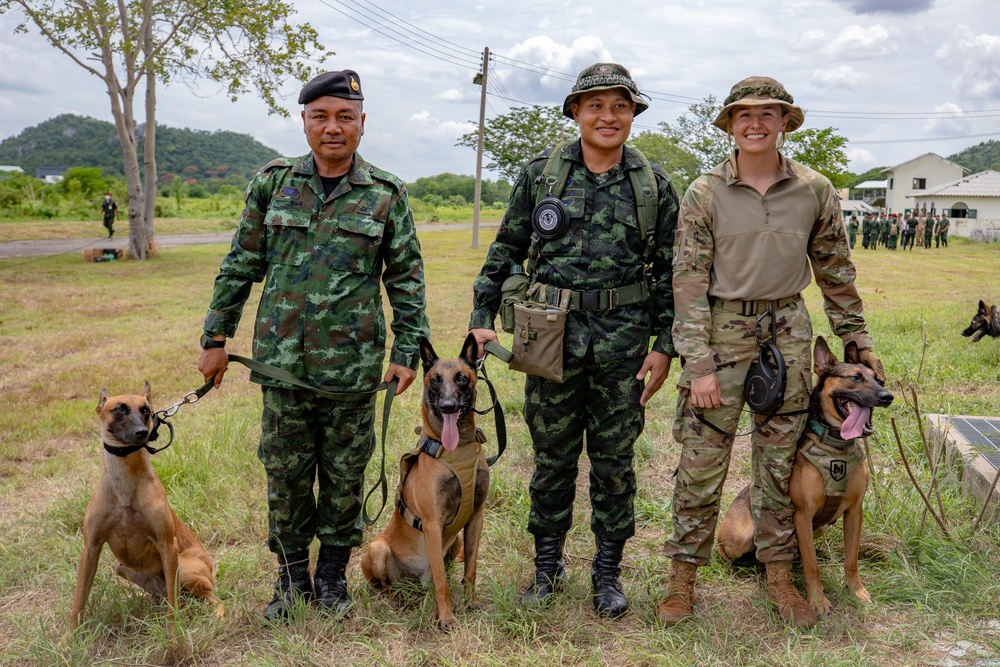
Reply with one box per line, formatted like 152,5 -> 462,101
0,222 -> 499,259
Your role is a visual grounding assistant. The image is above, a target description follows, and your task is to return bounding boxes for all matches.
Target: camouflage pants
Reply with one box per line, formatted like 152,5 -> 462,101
665,298 -> 813,565
524,351 -> 645,542
925,231 -> 934,247
258,386 -> 376,555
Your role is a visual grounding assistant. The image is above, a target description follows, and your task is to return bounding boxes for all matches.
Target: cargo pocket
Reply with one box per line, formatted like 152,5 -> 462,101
264,209 -> 310,266
329,214 -> 385,274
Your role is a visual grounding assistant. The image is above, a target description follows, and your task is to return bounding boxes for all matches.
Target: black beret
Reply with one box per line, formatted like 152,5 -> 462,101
298,70 -> 364,105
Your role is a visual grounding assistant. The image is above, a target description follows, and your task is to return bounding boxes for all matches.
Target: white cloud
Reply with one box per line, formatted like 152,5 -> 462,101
496,35 -> 613,104
846,147 -> 877,169
792,29 -> 827,52
825,25 -> 898,59
936,29 -> 1000,99
811,65 -> 870,90
921,103 -> 971,136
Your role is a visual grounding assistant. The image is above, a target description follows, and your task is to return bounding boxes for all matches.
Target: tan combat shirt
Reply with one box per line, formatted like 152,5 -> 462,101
673,152 -> 873,377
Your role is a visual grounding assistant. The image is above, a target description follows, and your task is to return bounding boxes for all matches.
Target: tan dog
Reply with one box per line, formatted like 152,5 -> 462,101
716,337 -> 893,615
69,382 -> 222,633
361,334 -> 489,631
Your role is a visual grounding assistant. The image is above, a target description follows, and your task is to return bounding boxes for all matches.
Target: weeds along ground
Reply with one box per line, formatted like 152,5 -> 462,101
0,233 -> 998,666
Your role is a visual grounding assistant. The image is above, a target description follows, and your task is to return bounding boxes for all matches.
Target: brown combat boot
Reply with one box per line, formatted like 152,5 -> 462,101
765,560 -> 818,629
656,559 -> 698,626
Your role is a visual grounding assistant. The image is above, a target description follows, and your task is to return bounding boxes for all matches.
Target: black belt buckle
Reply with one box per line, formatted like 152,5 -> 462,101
580,289 -> 601,310
740,300 -> 757,317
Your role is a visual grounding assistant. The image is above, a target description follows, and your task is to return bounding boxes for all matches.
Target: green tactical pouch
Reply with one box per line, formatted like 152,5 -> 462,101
509,301 -> 565,382
499,266 -> 530,334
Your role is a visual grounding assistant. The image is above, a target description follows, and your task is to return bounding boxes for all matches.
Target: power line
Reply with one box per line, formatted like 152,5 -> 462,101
848,131 -> 1000,145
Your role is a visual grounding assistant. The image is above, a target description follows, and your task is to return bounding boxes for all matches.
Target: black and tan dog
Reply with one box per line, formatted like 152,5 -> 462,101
962,300 -> 1000,342
69,382 -> 222,633
716,337 -> 893,615
361,334 -> 489,631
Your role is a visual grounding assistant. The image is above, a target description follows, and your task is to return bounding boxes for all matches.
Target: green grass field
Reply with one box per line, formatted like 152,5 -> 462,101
0,232 -> 998,666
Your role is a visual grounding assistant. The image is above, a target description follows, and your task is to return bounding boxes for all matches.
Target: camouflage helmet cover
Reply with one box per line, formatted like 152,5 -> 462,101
562,63 -> 649,119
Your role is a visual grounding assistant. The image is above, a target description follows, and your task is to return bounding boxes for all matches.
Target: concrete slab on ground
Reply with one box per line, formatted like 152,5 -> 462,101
926,414 -> 1000,526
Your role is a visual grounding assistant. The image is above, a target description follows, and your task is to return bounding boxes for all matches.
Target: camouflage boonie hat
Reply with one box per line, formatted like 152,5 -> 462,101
562,63 -> 649,119
712,76 -> 804,133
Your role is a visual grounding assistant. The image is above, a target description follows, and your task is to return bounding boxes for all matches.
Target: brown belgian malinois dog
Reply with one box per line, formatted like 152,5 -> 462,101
361,334 -> 490,631
716,337 -> 893,615
69,382 -> 222,634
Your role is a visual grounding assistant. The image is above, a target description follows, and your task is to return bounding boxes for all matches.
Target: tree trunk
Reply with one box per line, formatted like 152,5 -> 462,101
141,10 -> 157,251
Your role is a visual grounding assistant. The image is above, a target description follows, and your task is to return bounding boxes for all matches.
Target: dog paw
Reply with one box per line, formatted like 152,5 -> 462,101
809,594 -> 833,615
437,614 -> 456,632
848,585 -> 872,604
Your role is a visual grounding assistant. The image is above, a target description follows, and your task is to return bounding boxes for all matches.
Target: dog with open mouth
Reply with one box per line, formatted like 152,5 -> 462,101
962,300 -> 1000,342
716,337 -> 893,616
360,333 -> 490,631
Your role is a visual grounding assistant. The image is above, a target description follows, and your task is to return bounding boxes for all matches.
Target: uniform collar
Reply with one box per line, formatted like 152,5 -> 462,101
294,151 -> 375,186
559,139 -> 646,173
724,150 -> 793,187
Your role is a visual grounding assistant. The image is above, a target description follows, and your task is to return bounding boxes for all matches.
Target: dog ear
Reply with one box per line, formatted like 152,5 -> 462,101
813,336 -> 837,375
143,381 -> 151,402
419,336 -> 438,372
460,332 -> 479,370
979,300 -> 989,315
843,340 -> 861,365
97,388 -> 109,411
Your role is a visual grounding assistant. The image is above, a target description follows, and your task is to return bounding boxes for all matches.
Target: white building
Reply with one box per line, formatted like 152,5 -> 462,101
882,153 -> 969,216
911,170 -> 1000,240
852,179 -> 887,209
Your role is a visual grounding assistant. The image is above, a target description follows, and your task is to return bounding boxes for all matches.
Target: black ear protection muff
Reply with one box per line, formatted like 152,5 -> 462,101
743,309 -> 787,415
531,196 -> 570,240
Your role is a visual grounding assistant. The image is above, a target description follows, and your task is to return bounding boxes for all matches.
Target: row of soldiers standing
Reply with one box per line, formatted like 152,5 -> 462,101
847,213 -> 950,250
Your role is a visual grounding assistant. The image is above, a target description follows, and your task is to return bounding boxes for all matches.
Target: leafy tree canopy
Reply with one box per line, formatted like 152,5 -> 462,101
628,131 -> 701,195
949,139 -> 1000,173
407,173 -> 511,207
457,105 -> 576,181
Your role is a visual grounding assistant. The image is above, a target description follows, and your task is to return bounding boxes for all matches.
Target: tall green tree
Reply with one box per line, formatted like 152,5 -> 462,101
458,105 -> 575,181
628,131 -> 701,195
2,0 -> 328,259
785,127 -> 851,189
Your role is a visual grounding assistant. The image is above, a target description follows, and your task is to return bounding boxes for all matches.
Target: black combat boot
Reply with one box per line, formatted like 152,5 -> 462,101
313,544 -> 352,616
263,551 -> 313,622
591,536 -> 628,619
520,534 -> 566,605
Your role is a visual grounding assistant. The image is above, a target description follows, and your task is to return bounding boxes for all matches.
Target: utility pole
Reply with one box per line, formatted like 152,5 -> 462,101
471,46 -> 489,249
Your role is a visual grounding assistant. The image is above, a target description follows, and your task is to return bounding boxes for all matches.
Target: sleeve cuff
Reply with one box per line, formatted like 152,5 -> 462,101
841,332 -> 874,351
468,309 -> 496,331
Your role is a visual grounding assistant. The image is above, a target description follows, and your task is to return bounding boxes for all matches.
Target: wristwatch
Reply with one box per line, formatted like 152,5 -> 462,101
200,333 -> 226,350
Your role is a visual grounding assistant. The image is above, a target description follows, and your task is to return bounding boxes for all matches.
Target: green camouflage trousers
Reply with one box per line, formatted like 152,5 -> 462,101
665,298 -> 813,565
524,351 -> 645,542
259,386 -> 376,555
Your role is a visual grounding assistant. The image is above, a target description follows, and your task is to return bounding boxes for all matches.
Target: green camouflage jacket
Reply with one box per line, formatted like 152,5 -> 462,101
673,152 -> 873,377
469,139 -> 679,361
204,152 -> 428,392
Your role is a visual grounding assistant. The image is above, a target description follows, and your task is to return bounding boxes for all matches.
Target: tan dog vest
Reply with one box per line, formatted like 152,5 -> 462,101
801,418 -> 865,526
396,429 -> 485,541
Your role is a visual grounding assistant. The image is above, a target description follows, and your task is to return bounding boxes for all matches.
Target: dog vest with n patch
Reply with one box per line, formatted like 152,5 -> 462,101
396,430 -> 485,541
801,419 -> 865,497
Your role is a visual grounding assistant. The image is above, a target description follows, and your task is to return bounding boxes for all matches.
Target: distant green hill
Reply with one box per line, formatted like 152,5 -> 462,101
949,140 -> 1000,174
0,114 -> 280,184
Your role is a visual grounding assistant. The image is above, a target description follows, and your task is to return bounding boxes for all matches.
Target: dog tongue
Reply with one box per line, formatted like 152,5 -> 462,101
840,402 -> 871,440
441,413 -> 460,451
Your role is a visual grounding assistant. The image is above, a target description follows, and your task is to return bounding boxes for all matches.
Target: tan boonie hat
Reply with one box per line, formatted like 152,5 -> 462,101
712,76 -> 804,133
562,63 -> 649,119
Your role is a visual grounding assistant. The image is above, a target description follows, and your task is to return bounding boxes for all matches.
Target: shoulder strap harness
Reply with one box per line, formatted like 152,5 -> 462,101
525,141 -> 659,308
396,429 -> 486,541
801,417 -> 866,526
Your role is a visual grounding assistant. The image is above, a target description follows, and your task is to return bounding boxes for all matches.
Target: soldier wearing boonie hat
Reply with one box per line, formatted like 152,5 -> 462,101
469,62 -> 679,621
199,68 -> 427,622
659,75 -> 884,630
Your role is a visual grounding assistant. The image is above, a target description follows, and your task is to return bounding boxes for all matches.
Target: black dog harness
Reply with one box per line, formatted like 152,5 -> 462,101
396,429 -> 486,540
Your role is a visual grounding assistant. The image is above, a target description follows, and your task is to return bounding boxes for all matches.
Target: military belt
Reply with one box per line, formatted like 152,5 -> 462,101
533,281 -> 648,311
709,293 -> 801,317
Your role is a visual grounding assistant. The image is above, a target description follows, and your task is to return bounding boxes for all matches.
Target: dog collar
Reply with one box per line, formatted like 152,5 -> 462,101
103,416 -> 174,457
807,417 -> 855,449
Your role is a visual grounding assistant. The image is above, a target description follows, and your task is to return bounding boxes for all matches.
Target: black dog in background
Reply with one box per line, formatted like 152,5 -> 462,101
963,301 -> 1000,342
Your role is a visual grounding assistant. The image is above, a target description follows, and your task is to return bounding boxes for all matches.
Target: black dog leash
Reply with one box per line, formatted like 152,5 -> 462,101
696,405 -> 810,438
474,341 -> 513,466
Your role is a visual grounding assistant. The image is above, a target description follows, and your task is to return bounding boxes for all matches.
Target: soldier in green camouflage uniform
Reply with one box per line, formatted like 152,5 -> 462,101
197,70 -> 428,621
847,215 -> 858,249
861,214 -> 871,249
469,63 -> 679,620
657,77 -> 884,630
937,215 -> 949,247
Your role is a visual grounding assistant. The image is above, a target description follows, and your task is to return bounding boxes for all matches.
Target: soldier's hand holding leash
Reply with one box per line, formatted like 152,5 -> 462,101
384,363 -> 416,395
690,371 -> 723,410
198,335 -> 229,388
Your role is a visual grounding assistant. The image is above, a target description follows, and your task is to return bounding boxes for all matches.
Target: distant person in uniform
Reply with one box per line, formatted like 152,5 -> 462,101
847,215 -> 858,249
100,192 -> 119,238
936,214 -> 949,247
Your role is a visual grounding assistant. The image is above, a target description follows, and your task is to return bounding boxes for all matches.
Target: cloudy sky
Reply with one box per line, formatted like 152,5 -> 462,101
2,0 -> 999,182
